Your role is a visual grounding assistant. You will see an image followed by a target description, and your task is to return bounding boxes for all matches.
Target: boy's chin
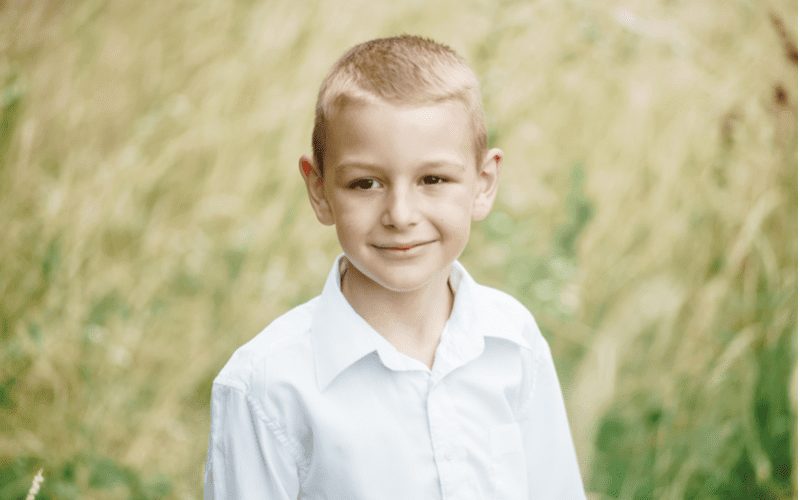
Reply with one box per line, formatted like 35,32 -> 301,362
343,257 -> 452,294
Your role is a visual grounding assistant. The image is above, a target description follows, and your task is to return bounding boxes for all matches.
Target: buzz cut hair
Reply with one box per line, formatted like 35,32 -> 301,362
312,35 -> 487,175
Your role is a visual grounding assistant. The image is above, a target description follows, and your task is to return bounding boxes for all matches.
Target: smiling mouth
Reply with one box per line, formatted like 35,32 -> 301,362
374,241 -> 434,251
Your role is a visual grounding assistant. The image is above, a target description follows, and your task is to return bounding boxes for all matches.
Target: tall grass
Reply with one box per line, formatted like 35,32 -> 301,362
1,1 -> 795,498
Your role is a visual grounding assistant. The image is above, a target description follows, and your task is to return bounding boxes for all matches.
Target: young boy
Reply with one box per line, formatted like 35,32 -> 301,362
205,35 -> 585,499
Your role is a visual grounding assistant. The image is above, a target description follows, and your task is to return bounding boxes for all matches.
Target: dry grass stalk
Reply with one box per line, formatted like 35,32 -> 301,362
25,469 -> 44,500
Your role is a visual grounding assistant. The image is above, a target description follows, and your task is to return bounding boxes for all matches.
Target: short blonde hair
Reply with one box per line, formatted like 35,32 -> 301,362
312,35 -> 487,175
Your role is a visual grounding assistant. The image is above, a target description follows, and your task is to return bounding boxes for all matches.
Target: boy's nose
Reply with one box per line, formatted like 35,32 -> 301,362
381,187 -> 420,228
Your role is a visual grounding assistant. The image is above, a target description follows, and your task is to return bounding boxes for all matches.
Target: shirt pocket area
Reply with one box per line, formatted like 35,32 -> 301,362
489,422 -> 528,498
490,422 -> 523,456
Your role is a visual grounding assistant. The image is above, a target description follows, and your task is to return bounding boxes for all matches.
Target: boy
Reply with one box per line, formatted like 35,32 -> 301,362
205,35 -> 585,499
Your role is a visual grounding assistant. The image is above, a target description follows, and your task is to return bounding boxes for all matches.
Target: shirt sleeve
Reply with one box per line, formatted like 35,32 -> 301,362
204,382 -> 300,500
519,337 -> 586,499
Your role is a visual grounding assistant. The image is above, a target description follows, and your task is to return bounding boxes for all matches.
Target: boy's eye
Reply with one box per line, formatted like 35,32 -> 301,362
349,178 -> 381,190
422,175 -> 447,185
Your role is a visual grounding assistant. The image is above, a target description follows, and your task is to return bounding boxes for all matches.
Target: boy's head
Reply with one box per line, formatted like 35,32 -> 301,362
311,35 -> 487,175
299,35 -> 502,293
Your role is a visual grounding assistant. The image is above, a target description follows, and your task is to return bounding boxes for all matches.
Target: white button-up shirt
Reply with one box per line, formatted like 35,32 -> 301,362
204,256 -> 585,499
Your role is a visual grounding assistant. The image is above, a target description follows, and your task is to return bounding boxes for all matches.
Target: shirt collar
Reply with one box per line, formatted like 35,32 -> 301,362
310,255 -> 531,391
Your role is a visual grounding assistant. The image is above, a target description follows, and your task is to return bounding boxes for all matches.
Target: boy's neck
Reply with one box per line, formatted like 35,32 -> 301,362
340,259 -> 454,369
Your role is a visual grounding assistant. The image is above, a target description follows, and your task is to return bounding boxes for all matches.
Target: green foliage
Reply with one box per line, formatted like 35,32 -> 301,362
0,455 -> 170,499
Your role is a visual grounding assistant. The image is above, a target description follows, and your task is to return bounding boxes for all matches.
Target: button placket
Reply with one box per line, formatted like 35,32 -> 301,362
427,380 -> 467,500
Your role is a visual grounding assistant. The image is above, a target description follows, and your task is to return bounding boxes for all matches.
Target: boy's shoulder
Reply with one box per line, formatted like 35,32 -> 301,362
451,261 -> 547,350
468,276 -> 549,351
474,280 -> 533,318
213,296 -> 320,394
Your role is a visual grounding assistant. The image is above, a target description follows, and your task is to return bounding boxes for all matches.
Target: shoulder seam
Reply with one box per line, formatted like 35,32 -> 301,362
244,392 -> 311,479
516,338 -> 546,418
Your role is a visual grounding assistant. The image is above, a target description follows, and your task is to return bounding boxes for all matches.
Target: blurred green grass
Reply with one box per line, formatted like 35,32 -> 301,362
0,1 -> 796,498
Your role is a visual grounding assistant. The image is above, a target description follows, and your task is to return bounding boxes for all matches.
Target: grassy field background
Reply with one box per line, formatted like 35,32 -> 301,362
1,1 -> 796,498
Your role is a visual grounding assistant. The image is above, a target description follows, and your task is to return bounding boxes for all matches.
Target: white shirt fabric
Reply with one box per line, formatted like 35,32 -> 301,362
204,256 -> 585,499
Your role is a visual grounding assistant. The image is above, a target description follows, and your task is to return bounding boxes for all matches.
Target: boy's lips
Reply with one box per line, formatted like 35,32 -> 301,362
373,240 -> 434,251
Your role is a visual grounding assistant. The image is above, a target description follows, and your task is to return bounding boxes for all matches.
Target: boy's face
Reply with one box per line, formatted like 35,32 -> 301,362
300,98 -> 501,293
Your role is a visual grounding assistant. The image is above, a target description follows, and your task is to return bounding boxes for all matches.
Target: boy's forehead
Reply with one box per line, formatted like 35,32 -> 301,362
328,98 -> 473,141
324,98 -> 475,167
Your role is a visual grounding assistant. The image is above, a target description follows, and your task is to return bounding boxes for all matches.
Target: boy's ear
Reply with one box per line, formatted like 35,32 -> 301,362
472,148 -> 502,221
299,155 -> 334,226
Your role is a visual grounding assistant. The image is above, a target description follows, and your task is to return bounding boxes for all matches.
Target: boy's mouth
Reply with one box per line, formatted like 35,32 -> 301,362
374,241 -> 433,251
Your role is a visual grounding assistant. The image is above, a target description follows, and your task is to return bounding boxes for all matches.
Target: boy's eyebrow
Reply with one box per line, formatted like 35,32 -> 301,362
417,159 -> 467,170
332,161 -> 379,172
